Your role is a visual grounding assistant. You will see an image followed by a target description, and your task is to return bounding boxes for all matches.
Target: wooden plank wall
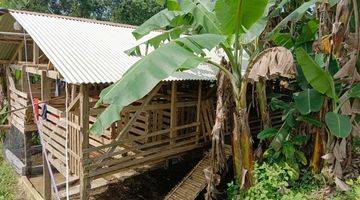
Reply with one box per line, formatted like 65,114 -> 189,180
35,81 -> 215,195
9,86 -> 36,133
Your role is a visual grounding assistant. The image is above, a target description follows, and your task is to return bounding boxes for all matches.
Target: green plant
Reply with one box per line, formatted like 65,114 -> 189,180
353,137 -> 360,155
227,181 -> 240,200
0,101 -> 8,142
237,163 -> 303,199
258,97 -> 309,176
0,143 -> 17,200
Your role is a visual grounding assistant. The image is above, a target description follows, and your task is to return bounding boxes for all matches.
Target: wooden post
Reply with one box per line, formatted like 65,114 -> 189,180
170,82 -> 177,145
196,81 -> 202,144
41,71 -> 52,200
21,66 -> 28,92
33,43 -> 39,64
43,152 -> 51,200
5,65 -> 11,124
18,45 -> 23,62
41,71 -> 51,101
23,133 -> 32,175
79,84 -> 90,200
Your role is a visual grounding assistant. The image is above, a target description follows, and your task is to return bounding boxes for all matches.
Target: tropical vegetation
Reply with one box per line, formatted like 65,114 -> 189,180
0,0 -> 359,199
90,0 -> 360,198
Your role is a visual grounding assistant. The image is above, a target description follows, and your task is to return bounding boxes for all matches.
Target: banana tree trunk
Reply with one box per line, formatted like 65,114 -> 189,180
310,127 -> 323,173
205,60 -> 231,200
232,79 -> 254,188
310,98 -> 328,173
256,78 -> 271,129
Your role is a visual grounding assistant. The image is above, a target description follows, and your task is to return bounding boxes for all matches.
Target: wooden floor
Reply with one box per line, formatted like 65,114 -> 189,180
165,146 -> 231,200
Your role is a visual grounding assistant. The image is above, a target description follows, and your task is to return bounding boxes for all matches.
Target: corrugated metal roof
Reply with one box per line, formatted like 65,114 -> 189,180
5,10 -> 218,84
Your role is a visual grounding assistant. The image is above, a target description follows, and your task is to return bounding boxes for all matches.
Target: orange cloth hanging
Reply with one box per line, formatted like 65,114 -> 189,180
33,97 -> 39,121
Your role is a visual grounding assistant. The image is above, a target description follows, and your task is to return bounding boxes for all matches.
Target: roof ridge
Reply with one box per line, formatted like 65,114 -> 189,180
7,9 -> 138,29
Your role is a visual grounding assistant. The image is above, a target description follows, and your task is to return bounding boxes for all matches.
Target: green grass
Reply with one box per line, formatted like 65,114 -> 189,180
0,142 -> 17,200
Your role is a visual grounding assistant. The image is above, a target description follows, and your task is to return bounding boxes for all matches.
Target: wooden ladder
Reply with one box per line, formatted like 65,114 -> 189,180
165,146 -> 232,200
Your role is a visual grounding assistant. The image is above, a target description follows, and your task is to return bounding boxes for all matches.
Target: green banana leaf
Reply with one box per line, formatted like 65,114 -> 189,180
295,48 -> 336,99
215,0 -> 268,35
325,112 -> 352,138
132,9 -> 185,40
239,0 -> 276,44
296,115 -> 322,127
126,26 -> 185,56
293,89 -> 324,115
90,34 -> 226,135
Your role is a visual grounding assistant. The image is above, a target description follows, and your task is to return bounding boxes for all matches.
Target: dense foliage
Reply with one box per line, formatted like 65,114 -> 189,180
227,162 -> 360,200
0,0 -> 163,25
0,0 -> 359,199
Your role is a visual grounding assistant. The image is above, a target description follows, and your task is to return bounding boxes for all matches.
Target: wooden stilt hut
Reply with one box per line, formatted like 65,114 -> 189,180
0,9 -> 218,199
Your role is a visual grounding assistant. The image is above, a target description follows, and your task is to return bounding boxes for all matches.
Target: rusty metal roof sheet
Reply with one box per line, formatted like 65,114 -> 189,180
4,10 -> 218,84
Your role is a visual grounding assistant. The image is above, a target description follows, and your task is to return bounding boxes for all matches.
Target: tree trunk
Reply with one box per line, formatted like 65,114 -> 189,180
256,78 -> 271,129
232,78 -> 254,188
310,127 -> 323,173
205,59 -> 232,200
310,98 -> 328,173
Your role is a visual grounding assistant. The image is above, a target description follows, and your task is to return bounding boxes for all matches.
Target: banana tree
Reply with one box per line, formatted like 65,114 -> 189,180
90,0 -> 275,186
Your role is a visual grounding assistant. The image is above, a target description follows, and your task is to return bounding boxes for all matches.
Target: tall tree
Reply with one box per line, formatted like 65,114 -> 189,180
0,0 -> 163,25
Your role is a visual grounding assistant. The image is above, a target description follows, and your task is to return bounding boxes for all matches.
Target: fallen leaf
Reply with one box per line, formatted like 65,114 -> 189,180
335,177 -> 350,191
339,138 -> 347,158
334,160 -> 343,178
340,100 -> 352,115
352,99 -> 360,114
333,142 -> 343,161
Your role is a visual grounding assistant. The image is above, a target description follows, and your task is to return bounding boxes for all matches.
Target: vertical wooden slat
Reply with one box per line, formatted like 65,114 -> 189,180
33,43 -> 39,64
196,81 -> 202,144
21,66 -> 28,93
79,84 -> 90,200
6,65 -> 12,124
170,82 -> 177,145
41,71 -> 51,101
43,152 -> 51,200
41,71 -> 51,200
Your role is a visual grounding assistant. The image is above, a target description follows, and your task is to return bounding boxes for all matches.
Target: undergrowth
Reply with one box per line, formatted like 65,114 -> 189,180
0,142 -> 17,200
227,162 -> 360,200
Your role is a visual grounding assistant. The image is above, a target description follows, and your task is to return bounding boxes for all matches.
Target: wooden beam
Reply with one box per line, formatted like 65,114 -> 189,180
170,81 -> 177,145
0,59 -> 9,64
21,65 -> 28,93
196,81 -> 202,144
66,93 -> 81,113
43,152 -> 51,200
33,43 -> 39,64
0,31 -> 30,37
79,84 -> 90,200
41,70 -> 52,200
41,71 -> 51,101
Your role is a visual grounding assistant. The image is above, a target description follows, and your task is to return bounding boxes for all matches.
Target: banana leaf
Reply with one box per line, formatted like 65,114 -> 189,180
90,34 -> 226,135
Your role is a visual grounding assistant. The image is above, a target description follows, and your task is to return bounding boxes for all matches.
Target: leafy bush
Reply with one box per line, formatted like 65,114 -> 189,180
227,163 -> 323,200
